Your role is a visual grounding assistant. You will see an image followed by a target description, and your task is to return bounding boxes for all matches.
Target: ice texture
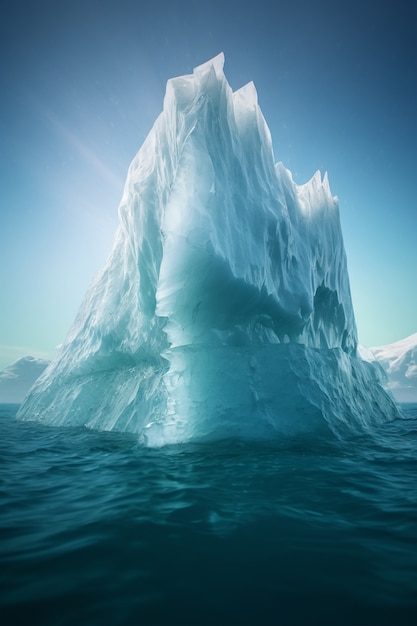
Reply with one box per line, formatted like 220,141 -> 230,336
17,53 -> 402,443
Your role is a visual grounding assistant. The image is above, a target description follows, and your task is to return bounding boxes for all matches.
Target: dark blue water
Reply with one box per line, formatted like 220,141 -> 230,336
1,404 -> 416,626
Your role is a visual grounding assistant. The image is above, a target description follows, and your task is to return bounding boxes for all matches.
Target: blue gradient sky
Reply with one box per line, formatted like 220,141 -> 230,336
1,0 -> 416,368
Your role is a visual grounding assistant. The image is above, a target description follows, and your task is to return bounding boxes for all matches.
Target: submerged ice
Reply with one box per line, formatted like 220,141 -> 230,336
18,54 -> 401,443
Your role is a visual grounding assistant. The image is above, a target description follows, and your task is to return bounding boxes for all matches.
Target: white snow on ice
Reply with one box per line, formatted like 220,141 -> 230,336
361,333 -> 417,403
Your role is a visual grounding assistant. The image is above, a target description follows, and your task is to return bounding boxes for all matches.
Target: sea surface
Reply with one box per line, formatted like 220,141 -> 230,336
0,403 -> 416,626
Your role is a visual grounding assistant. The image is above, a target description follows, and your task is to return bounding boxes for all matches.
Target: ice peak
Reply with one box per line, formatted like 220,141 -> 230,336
193,52 -> 225,77
233,81 -> 258,109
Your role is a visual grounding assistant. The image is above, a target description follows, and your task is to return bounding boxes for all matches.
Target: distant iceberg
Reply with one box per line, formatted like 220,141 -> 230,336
18,54 -> 402,444
0,357 -> 49,404
360,333 -> 417,403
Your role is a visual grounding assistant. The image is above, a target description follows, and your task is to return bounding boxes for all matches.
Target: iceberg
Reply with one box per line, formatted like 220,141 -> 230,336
360,333 -> 417,403
0,356 -> 50,404
18,53 -> 402,444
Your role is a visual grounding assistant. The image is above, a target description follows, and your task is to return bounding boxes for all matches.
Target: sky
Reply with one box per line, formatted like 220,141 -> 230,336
0,0 -> 416,369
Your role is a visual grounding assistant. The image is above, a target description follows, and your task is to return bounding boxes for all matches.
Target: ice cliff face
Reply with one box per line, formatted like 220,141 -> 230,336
18,54 -> 402,443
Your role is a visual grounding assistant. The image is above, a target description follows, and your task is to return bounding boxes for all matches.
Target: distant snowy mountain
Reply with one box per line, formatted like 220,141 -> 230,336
0,357 -> 50,403
364,334 -> 417,403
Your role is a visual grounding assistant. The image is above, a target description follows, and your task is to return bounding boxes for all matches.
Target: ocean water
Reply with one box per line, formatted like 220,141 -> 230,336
0,404 -> 416,626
